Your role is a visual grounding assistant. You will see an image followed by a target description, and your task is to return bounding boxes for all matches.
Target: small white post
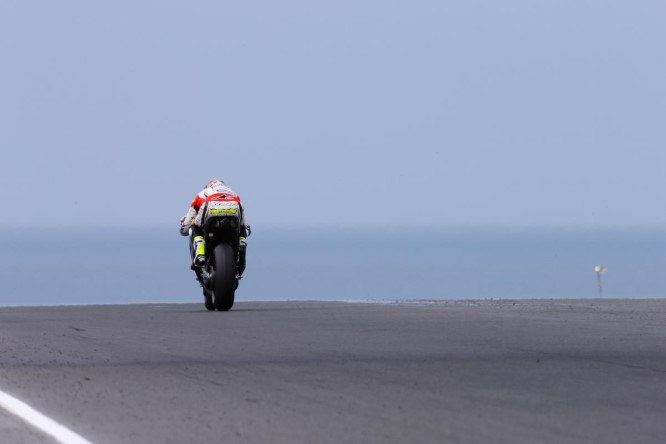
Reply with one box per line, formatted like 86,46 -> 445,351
594,265 -> 607,298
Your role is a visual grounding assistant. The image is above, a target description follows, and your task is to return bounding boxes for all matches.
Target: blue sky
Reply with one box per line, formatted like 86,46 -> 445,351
1,1 -> 664,229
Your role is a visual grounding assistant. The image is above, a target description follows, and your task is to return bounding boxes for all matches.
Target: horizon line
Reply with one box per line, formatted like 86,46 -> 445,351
2,223 -> 666,232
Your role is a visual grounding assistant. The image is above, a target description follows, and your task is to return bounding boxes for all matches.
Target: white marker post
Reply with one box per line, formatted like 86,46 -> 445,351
595,265 -> 607,298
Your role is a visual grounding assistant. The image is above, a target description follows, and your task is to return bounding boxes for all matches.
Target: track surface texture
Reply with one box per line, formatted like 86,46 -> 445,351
1,300 -> 665,444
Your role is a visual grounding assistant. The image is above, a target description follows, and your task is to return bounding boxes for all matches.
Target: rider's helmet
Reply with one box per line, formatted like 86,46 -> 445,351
206,179 -> 225,189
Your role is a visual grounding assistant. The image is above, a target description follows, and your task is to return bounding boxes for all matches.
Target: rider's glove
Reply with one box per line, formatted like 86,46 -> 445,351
245,224 -> 252,237
179,218 -> 190,236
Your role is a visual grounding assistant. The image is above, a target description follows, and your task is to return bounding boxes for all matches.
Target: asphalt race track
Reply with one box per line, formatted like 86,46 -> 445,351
1,300 -> 665,444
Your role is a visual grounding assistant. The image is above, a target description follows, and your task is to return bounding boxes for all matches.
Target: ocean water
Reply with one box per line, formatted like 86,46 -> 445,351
1,227 -> 665,306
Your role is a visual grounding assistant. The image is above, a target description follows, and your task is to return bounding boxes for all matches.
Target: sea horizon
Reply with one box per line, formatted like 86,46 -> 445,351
1,226 -> 665,307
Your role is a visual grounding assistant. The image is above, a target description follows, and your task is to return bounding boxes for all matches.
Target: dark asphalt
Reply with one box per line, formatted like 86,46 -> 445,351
1,300 -> 665,444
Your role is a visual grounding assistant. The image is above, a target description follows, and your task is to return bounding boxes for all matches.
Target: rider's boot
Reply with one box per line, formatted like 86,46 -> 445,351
193,236 -> 206,267
235,237 -> 247,281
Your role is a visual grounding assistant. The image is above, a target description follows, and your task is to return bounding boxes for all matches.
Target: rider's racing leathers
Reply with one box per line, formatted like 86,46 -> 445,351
179,180 -> 250,277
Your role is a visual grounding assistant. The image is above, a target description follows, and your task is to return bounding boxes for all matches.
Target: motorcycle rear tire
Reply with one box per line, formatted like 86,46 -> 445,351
212,243 -> 236,311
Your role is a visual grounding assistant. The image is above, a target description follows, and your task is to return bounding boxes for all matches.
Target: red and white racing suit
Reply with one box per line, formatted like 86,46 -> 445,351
179,182 -> 250,275
180,182 -> 248,233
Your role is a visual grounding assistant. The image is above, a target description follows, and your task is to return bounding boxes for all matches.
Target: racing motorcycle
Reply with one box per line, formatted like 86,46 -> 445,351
191,197 -> 244,311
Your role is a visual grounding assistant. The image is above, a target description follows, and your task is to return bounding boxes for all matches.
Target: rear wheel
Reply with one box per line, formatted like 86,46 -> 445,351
212,243 -> 236,311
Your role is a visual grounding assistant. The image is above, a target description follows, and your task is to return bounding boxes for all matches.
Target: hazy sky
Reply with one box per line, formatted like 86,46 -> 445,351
1,1 -> 665,229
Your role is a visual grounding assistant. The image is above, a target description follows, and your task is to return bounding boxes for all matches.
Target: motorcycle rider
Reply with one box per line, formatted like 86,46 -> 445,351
179,179 -> 251,280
